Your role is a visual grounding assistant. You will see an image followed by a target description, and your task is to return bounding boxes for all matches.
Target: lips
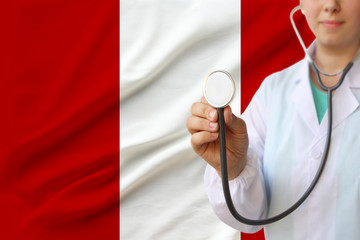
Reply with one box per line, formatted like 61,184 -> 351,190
320,20 -> 343,29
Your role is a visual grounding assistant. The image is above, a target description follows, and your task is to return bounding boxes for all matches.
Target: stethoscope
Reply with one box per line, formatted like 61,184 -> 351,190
203,6 -> 353,225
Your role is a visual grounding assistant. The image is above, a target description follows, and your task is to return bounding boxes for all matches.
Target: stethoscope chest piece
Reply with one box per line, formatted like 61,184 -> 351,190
204,71 -> 235,108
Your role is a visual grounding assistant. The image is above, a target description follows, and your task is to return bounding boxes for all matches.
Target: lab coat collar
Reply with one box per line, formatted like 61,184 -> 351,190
348,47 -> 360,88
291,41 -> 360,141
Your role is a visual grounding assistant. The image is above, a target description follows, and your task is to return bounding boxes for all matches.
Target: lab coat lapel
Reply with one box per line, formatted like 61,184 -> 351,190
316,60 -> 360,142
291,60 -> 319,135
292,54 -> 360,143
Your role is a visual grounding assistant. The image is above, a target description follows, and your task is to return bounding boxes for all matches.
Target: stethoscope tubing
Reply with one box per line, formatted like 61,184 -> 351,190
218,60 -> 353,225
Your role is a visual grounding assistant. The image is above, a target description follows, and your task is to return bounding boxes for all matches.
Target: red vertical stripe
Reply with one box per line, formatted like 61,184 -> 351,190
241,0 -> 314,112
0,1 -> 119,239
241,1 -> 314,239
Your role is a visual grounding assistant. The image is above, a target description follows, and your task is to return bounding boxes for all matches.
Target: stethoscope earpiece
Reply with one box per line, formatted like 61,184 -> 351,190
204,71 -> 235,108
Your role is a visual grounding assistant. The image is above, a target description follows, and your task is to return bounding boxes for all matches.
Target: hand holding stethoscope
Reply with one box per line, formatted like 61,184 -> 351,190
186,73 -> 248,181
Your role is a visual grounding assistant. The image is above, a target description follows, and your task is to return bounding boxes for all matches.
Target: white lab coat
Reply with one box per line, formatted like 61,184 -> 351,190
205,43 -> 360,239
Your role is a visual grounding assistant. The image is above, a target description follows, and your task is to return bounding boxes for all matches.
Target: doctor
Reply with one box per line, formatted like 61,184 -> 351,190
186,0 -> 360,239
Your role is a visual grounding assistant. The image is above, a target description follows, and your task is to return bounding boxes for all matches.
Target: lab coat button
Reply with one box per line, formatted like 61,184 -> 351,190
311,149 -> 322,159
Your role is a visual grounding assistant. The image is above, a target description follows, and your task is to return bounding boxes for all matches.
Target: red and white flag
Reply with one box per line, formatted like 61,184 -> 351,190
0,0 -> 315,239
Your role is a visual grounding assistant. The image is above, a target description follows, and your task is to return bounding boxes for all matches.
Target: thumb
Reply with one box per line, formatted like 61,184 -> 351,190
223,106 -> 247,134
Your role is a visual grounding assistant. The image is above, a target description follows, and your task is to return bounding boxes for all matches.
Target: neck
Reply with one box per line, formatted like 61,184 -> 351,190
314,42 -> 359,75
310,42 -> 359,90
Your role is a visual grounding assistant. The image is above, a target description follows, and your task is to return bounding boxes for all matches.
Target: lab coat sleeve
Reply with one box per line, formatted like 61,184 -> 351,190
204,148 -> 266,233
204,75 -> 271,233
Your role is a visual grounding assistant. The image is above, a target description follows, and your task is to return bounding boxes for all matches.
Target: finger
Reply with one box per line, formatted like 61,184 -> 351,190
186,116 -> 218,134
200,96 -> 209,104
191,131 -> 218,149
191,102 -> 218,121
223,106 -> 233,124
223,106 -> 247,133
